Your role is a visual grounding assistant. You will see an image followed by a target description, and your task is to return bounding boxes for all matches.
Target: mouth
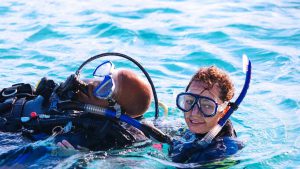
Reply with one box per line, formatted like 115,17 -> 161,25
189,119 -> 205,125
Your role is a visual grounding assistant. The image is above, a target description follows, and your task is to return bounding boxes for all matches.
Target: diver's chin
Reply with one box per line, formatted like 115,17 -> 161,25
188,122 -> 207,134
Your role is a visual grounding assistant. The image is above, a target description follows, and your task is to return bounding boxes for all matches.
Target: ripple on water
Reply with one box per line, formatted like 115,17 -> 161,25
0,55 -> 22,60
22,11 -> 40,19
188,30 -> 230,41
108,11 -> 144,20
26,25 -> 68,42
29,54 -> 56,62
273,55 -> 291,67
16,63 -> 49,70
227,23 -> 269,33
0,6 -> 12,16
94,24 -> 136,42
45,44 -> 73,53
240,151 -> 291,168
251,2 -> 279,11
137,8 -> 181,14
170,25 -> 198,32
137,30 -> 176,46
89,23 -> 113,35
279,98 -> 299,110
185,51 -> 236,72
18,24 -> 41,32
232,47 -> 279,63
0,47 -> 21,54
108,8 -> 181,19
0,132 -> 30,154
78,9 -> 97,16
162,62 -> 184,72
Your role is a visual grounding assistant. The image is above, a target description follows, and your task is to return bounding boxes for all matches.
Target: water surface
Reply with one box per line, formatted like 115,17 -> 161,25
0,0 -> 300,168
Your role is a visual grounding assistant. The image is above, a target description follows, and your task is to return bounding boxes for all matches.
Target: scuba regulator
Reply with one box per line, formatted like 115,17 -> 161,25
55,74 -> 88,101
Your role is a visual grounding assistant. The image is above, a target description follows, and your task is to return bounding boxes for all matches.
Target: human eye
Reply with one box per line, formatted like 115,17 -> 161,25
185,99 -> 194,105
200,100 -> 215,110
203,103 -> 213,109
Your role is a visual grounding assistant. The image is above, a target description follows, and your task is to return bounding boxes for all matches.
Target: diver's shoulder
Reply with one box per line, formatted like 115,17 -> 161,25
186,136 -> 244,163
214,136 -> 245,151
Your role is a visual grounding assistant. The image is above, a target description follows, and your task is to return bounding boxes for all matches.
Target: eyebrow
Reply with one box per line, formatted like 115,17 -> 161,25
207,91 -> 222,104
187,89 -> 222,104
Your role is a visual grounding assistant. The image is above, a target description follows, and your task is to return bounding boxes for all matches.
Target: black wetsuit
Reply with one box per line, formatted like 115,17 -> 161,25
169,120 -> 244,163
0,82 -> 147,151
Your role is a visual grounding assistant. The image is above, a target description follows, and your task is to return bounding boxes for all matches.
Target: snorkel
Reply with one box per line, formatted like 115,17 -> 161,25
195,54 -> 252,147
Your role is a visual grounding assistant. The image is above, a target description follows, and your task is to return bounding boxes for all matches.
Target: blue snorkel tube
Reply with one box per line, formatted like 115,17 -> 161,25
81,103 -> 172,143
195,54 -> 252,147
58,101 -> 172,143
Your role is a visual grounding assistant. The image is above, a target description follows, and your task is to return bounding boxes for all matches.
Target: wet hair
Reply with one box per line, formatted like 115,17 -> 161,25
186,66 -> 234,102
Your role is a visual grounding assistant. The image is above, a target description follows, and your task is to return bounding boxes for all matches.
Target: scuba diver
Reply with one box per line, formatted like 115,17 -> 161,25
168,55 -> 251,163
0,55 -> 153,151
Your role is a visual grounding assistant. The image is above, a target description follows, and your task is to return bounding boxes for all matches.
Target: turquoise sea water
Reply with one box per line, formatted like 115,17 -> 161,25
0,0 -> 300,168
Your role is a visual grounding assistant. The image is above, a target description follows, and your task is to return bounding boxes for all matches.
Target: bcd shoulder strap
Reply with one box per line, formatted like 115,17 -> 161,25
0,83 -> 36,103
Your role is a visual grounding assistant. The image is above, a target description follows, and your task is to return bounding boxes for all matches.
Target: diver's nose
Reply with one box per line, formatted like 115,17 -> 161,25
191,105 -> 200,116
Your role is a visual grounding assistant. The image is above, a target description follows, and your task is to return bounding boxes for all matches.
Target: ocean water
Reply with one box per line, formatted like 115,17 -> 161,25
0,0 -> 299,168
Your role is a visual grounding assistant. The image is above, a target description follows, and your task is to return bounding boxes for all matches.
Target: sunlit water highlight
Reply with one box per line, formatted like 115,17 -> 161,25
0,0 -> 299,168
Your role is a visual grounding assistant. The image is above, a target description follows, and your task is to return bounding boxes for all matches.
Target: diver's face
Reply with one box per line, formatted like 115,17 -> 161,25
184,81 -> 224,134
77,80 -> 109,107
77,74 -> 119,108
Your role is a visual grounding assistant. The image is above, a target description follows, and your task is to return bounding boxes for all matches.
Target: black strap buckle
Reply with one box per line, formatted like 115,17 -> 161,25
228,102 -> 238,111
2,88 -> 18,97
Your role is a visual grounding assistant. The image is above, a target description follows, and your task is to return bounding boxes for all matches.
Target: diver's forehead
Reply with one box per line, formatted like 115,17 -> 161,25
188,81 -> 222,102
188,81 -> 208,91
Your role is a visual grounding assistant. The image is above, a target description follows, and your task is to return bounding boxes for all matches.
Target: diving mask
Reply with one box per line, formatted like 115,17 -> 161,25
176,92 -> 228,117
92,61 -> 115,99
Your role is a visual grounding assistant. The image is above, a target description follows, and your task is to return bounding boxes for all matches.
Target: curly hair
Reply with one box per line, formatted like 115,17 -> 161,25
186,66 -> 234,102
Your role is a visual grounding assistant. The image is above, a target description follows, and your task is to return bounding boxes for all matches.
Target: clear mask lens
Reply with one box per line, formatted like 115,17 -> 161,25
93,61 -> 114,77
199,98 -> 216,116
92,61 -> 116,99
177,94 -> 196,112
93,75 -> 115,99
